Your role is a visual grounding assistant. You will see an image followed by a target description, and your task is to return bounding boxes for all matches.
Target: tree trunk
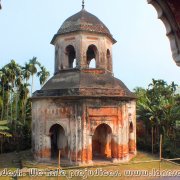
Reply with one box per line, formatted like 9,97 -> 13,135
15,90 -> 19,132
10,83 -> 14,124
0,83 -> 4,121
31,75 -> 34,96
0,136 -> 3,154
23,97 -> 27,125
6,91 -> 9,122
152,127 -> 154,154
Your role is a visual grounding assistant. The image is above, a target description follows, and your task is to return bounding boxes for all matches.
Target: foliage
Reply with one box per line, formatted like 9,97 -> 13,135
0,58 -> 50,153
134,79 -> 180,158
0,120 -> 11,137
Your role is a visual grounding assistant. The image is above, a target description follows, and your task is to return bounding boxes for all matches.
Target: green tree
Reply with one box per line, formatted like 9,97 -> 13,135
22,62 -> 31,84
0,58 -> 49,153
28,57 -> 41,96
37,66 -> 50,87
0,120 -> 12,153
135,79 -> 180,157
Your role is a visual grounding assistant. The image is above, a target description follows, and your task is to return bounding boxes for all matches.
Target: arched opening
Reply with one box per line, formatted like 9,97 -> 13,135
92,123 -> 112,160
106,49 -> 111,71
129,122 -> 133,133
86,45 -> 98,68
49,124 -> 67,159
89,58 -> 96,68
129,122 -> 135,153
65,45 -> 76,68
73,59 -> 77,68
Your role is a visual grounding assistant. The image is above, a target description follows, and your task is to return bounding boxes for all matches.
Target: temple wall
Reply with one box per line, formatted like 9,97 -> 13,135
32,98 -> 136,165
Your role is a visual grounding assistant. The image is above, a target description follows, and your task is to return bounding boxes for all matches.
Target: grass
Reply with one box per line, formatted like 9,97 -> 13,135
0,150 -> 179,180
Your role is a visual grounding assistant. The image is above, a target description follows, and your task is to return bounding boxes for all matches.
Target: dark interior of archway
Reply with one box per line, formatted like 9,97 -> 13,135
66,45 -> 76,68
50,124 -> 66,159
129,122 -> 133,133
92,124 -> 112,160
87,45 -> 96,67
106,49 -> 111,70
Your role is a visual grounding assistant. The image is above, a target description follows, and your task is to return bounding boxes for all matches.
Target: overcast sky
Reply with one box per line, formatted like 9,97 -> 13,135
0,0 -> 179,92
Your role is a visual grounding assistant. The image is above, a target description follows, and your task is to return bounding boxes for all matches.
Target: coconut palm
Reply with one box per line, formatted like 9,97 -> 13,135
22,62 -> 31,84
0,58 -> 49,152
4,60 -> 21,124
28,57 -> 41,95
1,67 -> 11,122
37,66 -> 50,87
19,83 -> 30,124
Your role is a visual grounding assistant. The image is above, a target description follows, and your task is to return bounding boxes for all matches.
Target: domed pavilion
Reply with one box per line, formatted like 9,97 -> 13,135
32,2 -> 137,166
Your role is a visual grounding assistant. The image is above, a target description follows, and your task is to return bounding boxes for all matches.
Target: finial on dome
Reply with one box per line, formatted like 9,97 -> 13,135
82,0 -> 85,9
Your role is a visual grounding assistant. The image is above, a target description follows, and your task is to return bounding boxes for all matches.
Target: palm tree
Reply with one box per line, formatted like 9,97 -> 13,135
14,73 -> 24,131
1,67 -> 11,122
5,60 -> 21,124
37,66 -> 50,87
22,63 -> 31,84
19,83 -> 30,124
0,58 -> 50,152
28,57 -> 41,95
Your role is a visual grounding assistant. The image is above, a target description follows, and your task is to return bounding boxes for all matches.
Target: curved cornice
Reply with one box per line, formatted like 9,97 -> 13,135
148,0 -> 180,66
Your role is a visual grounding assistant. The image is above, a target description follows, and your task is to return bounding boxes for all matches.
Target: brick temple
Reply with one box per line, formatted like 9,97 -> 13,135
32,4 -> 137,165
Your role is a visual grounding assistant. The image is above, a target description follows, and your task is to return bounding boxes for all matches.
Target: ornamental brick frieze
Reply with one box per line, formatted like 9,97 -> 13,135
80,88 -> 126,96
38,106 -> 73,118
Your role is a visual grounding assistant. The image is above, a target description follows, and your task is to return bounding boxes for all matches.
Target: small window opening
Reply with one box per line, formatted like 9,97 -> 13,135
73,59 -> 76,68
65,45 -> 76,68
86,45 -> 98,68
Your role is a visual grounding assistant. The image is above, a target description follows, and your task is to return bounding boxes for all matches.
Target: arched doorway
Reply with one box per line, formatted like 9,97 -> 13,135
49,124 -> 67,159
92,123 -> 112,160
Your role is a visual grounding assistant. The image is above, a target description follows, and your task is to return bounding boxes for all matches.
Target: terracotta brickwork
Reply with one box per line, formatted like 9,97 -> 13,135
32,99 -> 136,165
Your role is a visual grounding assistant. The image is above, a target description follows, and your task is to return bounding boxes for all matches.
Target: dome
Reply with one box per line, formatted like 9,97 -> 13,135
51,9 -> 116,44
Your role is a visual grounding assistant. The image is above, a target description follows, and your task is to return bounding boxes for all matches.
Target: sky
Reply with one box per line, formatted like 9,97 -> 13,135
0,0 -> 179,92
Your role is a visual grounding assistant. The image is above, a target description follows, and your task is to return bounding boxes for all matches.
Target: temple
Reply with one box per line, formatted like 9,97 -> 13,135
32,5 -> 137,165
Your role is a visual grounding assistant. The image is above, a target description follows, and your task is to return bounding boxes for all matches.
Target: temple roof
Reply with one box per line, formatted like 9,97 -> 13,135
51,9 -> 116,44
33,69 -> 135,99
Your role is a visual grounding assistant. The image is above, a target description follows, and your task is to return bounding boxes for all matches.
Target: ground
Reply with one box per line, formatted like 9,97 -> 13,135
0,150 -> 179,180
